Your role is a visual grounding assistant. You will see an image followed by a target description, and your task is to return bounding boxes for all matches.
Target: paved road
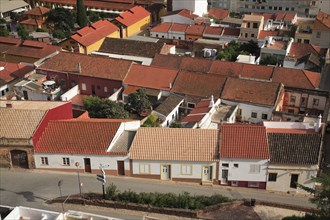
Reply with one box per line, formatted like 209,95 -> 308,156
0,168 -> 315,219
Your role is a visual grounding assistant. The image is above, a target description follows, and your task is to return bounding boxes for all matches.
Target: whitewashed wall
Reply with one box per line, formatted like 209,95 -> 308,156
150,31 -> 169,39
266,164 -> 318,193
61,85 -> 79,101
0,84 -> 8,97
161,15 -> 194,25
153,100 -> 183,127
132,160 -> 216,180
168,31 -> 186,40
34,153 -> 130,172
220,158 -> 268,182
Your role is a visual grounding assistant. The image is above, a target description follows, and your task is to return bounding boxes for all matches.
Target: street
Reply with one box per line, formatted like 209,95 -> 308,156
0,168 -> 315,219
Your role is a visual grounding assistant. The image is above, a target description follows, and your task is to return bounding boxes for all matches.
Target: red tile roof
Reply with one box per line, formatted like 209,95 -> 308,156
123,64 -> 178,91
315,11 -> 330,29
24,6 -> 50,16
222,27 -> 240,37
170,23 -> 188,32
186,25 -> 206,36
221,77 -> 281,106
0,62 -> 33,83
240,64 -> 274,80
150,22 -> 172,33
283,13 -> 296,22
180,57 -> 213,72
35,119 -> 125,155
171,71 -> 226,98
71,20 -> 119,47
180,99 -> 211,123
20,18 -> 43,26
115,6 -> 150,27
208,8 -> 229,20
164,9 -> 198,20
258,30 -> 279,40
288,42 -> 324,59
38,52 -> 133,81
151,54 -> 183,69
209,60 -> 243,76
220,124 -> 269,159
203,26 -> 223,36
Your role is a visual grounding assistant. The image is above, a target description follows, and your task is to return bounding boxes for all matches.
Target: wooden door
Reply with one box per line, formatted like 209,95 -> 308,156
84,158 -> 91,173
117,161 -> 125,176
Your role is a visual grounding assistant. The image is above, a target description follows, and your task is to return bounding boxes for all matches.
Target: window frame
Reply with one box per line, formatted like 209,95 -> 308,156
268,173 -> 277,182
180,164 -> 193,175
62,157 -> 70,166
251,112 -> 257,118
41,157 -> 49,165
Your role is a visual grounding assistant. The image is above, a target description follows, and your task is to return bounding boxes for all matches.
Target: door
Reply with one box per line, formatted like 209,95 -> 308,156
23,90 -> 28,100
10,150 -> 28,168
221,169 -> 228,184
290,174 -> 299,188
161,165 -> 171,180
117,161 -> 125,176
84,158 -> 91,173
202,166 -> 213,182
91,85 -> 96,95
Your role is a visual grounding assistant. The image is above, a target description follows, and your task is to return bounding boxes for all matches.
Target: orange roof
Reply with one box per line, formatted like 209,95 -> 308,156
170,23 -> 188,32
163,9 -> 198,20
240,64 -> 274,80
35,119 -> 124,155
315,11 -> 330,30
258,30 -> 279,40
180,56 -> 213,72
288,42 -> 324,59
123,64 -> 178,91
186,24 -> 205,36
20,18 -> 44,26
24,6 -> 50,16
151,53 -> 183,69
38,52 -> 133,81
203,26 -> 223,35
130,128 -> 219,161
115,6 -> 150,27
0,62 -> 33,83
209,60 -> 243,76
220,124 -> 269,159
221,77 -> 281,106
150,22 -> 172,33
71,20 -> 119,47
208,8 -> 229,20
222,27 -> 240,37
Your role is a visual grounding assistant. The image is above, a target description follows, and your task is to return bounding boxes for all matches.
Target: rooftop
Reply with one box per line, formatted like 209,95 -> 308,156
154,94 -> 183,117
208,8 -> 229,20
115,6 -> 150,27
23,6 -> 50,16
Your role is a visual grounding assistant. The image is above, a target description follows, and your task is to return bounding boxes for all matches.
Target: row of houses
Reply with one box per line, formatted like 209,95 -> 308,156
0,100 -> 325,194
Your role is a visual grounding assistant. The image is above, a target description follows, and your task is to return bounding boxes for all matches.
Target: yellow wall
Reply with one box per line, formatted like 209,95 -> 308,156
85,30 -> 120,54
125,15 -> 150,38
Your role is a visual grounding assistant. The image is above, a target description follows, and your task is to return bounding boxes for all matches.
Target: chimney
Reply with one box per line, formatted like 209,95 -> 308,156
209,95 -> 215,108
315,114 -> 322,132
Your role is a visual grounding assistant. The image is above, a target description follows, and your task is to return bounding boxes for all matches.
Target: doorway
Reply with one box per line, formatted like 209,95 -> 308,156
161,165 -> 171,180
23,90 -> 28,100
221,169 -> 228,184
202,166 -> 213,182
117,161 -> 125,176
91,85 -> 96,95
10,150 -> 28,168
84,158 -> 91,173
290,174 -> 299,188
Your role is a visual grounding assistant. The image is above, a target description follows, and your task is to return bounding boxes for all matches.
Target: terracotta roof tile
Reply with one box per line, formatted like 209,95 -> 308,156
35,119 -> 123,155
203,26 -> 223,36
220,77 -> 281,106
163,9 -> 198,20
185,25 -> 206,36
150,22 -> 172,33
179,57 -> 213,72
171,71 -> 226,98
208,8 -> 229,20
220,124 -> 269,159
0,100 -> 69,110
240,64 -> 274,80
180,99 -> 211,123
24,6 -> 50,16
37,0 -> 137,10
222,27 -> 240,37
123,64 -> 178,91
20,18 -> 44,26
71,20 -> 119,47
38,52 -> 133,81
258,30 -> 279,40
151,54 -> 183,69
288,42 -> 324,59
130,128 -> 219,161
0,108 -> 46,139
0,62 -> 33,84
209,60 -> 243,76
110,130 -> 136,154
115,6 -> 150,27
283,13 -> 296,22
267,132 -> 321,165
315,11 -> 330,29
169,23 -> 188,32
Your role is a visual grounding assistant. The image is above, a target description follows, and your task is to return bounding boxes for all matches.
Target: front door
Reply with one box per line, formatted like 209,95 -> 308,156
10,150 -> 28,168
290,174 -> 299,188
117,161 -> 125,176
202,166 -> 213,182
84,158 -> 91,173
91,85 -> 96,95
23,90 -> 28,100
161,165 -> 171,180
221,169 -> 228,184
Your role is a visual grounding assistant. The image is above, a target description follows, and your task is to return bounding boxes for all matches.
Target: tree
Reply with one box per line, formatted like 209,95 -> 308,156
259,55 -> 278,66
17,26 -> 29,40
239,40 -> 260,56
46,8 -> 75,34
125,89 -> 151,114
169,122 -> 182,128
0,27 -> 9,37
217,41 -> 241,61
83,96 -> 129,119
76,0 -> 88,28
87,11 -> 101,23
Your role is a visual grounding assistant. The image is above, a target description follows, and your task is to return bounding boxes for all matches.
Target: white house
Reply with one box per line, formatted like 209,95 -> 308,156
168,23 -> 188,40
161,9 -> 197,25
129,128 -> 219,184
265,121 -> 323,194
150,22 -> 171,39
172,0 -> 208,17
219,124 -> 269,189
34,119 -> 140,176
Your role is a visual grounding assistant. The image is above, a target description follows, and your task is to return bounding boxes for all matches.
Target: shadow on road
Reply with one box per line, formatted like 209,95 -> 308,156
0,188 -> 46,202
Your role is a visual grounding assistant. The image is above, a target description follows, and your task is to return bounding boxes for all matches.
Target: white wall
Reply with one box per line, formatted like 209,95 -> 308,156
4,207 -> 60,220
168,31 -> 185,40
0,84 -> 8,97
150,31 -> 169,39
266,164 -> 318,193
61,85 -> 79,101
283,60 -> 305,69
34,153 -> 130,172
132,160 -> 216,180
161,15 -> 194,25
220,158 -> 268,182
172,0 -> 207,17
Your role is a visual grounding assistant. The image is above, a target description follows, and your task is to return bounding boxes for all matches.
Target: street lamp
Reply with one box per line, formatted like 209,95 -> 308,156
75,162 -> 82,197
58,180 -> 63,197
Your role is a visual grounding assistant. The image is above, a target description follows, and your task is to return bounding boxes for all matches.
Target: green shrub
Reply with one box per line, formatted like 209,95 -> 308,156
106,183 -> 118,199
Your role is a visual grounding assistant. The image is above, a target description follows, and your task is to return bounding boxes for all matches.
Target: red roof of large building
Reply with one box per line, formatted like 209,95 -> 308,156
150,22 -> 172,33
170,23 -> 188,32
163,9 -> 198,20
287,42 -> 325,59
315,11 -> 330,30
71,20 -> 119,47
0,62 -> 33,84
35,119 -> 125,155
24,6 -> 50,16
220,124 -> 269,159
208,8 -> 229,20
123,64 -> 178,91
115,6 -> 150,27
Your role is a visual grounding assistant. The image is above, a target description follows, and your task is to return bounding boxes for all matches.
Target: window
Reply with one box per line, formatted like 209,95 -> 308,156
288,109 -> 294,114
245,33 -> 248,38
247,22 -> 250,28
41,157 -> 48,165
251,33 -> 255,38
251,112 -> 257,118
178,37 -> 181,40
187,103 -> 195,108
156,34 -> 158,37
233,164 -> 239,168
249,164 -> 260,173
290,95 -> 296,103
269,6 -> 272,9
222,163 -> 229,167
274,6 -> 278,10
268,173 -> 277,182
139,163 -> 150,174
279,7 -> 282,10
253,22 -> 258,28
313,98 -> 319,106
62,158 -> 70,166
248,181 -> 260,187
173,36 -> 175,39
104,86 -> 108,92
231,181 -> 238,186
262,113 -> 268,120
286,7 -> 289,11
291,8 -> 294,11
81,83 -> 86,91
297,39 -> 302,43
316,32 -> 321,38
181,165 -> 192,175
304,39 -> 310,43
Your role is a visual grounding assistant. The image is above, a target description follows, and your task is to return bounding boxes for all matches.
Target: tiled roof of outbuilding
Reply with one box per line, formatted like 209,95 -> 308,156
115,6 -> 150,27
